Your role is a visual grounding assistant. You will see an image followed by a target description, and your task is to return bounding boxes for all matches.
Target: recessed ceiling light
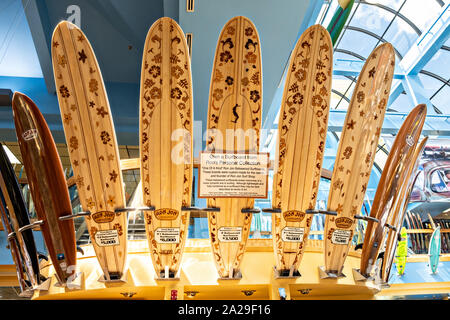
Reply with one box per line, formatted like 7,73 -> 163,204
2,145 -> 20,164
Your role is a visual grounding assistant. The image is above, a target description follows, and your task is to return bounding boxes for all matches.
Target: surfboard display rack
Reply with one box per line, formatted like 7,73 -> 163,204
98,270 -> 128,283
218,269 -> 242,280
59,211 -> 91,221
352,268 -> 377,282
261,208 -> 281,213
181,206 -> 220,212
17,220 -> 44,233
354,215 -> 379,223
318,266 -> 346,279
273,266 -> 301,279
306,209 -> 338,216
155,266 -> 179,280
241,208 -> 261,214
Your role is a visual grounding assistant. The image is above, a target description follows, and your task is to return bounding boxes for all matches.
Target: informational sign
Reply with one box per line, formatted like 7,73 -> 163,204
218,227 -> 242,242
94,230 -> 120,247
331,229 -> 352,245
281,227 -> 304,242
155,228 -> 180,244
199,152 -> 269,198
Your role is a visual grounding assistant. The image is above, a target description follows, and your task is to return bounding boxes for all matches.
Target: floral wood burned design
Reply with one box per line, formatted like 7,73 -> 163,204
51,21 -> 127,278
323,43 -> 395,275
206,17 -> 262,278
270,25 -> 332,273
139,17 -> 193,276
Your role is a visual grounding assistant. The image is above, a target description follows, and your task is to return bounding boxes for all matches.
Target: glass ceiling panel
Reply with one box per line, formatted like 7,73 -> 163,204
383,17 -> 419,57
336,29 -> 380,58
389,92 -> 413,112
422,49 -> 450,80
431,85 -> 450,109
418,72 -> 445,98
350,3 -> 394,35
330,75 -> 356,109
400,0 -> 445,32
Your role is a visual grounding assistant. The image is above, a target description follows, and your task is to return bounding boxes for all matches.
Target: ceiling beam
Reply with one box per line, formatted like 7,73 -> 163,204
389,4 -> 450,108
21,0 -> 55,93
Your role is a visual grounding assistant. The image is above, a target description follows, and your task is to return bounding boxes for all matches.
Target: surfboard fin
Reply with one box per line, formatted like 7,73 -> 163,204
76,246 -> 84,255
354,243 -> 363,250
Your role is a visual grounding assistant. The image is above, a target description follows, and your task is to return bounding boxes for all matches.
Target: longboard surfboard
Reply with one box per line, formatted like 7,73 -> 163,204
395,226 -> 407,276
360,104 -> 426,276
381,137 -> 428,283
429,225 -> 441,273
206,16 -> 262,278
139,17 -> 193,278
271,24 -> 332,275
323,43 -> 395,276
327,0 -> 355,45
0,142 -> 41,287
52,21 -> 127,280
12,92 -> 77,284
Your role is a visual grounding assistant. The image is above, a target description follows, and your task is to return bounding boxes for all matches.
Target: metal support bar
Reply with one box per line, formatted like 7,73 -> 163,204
306,209 -> 338,216
7,232 -> 16,241
181,206 -> 220,212
115,206 -> 155,213
385,223 -> 397,232
18,220 -> 44,233
241,208 -> 261,214
262,208 -> 282,213
354,215 -> 379,223
59,211 -> 91,221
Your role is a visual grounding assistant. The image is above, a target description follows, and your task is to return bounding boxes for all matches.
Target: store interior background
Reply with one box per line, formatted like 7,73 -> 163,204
0,0 -> 449,299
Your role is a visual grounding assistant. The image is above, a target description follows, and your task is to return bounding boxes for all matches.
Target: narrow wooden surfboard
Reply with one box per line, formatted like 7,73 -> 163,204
360,104 -> 426,276
0,142 -> 41,286
271,24 -> 332,274
52,21 -> 127,280
324,43 -> 395,276
140,17 -> 193,278
206,16 -> 262,278
12,92 -> 77,284
381,137 -> 428,283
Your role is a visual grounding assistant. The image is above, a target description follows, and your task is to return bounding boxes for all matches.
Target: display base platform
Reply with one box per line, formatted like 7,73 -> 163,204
31,239 -> 380,300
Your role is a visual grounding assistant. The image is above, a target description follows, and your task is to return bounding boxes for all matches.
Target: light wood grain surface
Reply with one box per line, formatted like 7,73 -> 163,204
381,137 -> 428,282
206,16 -> 262,278
324,43 -> 395,275
360,104 -> 426,276
140,17 -> 193,277
271,24 -> 332,273
52,21 -> 127,280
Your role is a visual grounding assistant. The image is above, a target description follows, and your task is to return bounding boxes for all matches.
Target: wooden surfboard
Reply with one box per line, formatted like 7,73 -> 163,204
12,92 -> 77,284
139,17 -> 193,278
323,43 -> 395,276
52,21 -> 127,280
0,142 -> 41,286
429,225 -> 441,273
327,0 -> 355,45
381,137 -> 428,282
360,104 -> 426,276
206,16 -> 262,278
271,24 -> 332,275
